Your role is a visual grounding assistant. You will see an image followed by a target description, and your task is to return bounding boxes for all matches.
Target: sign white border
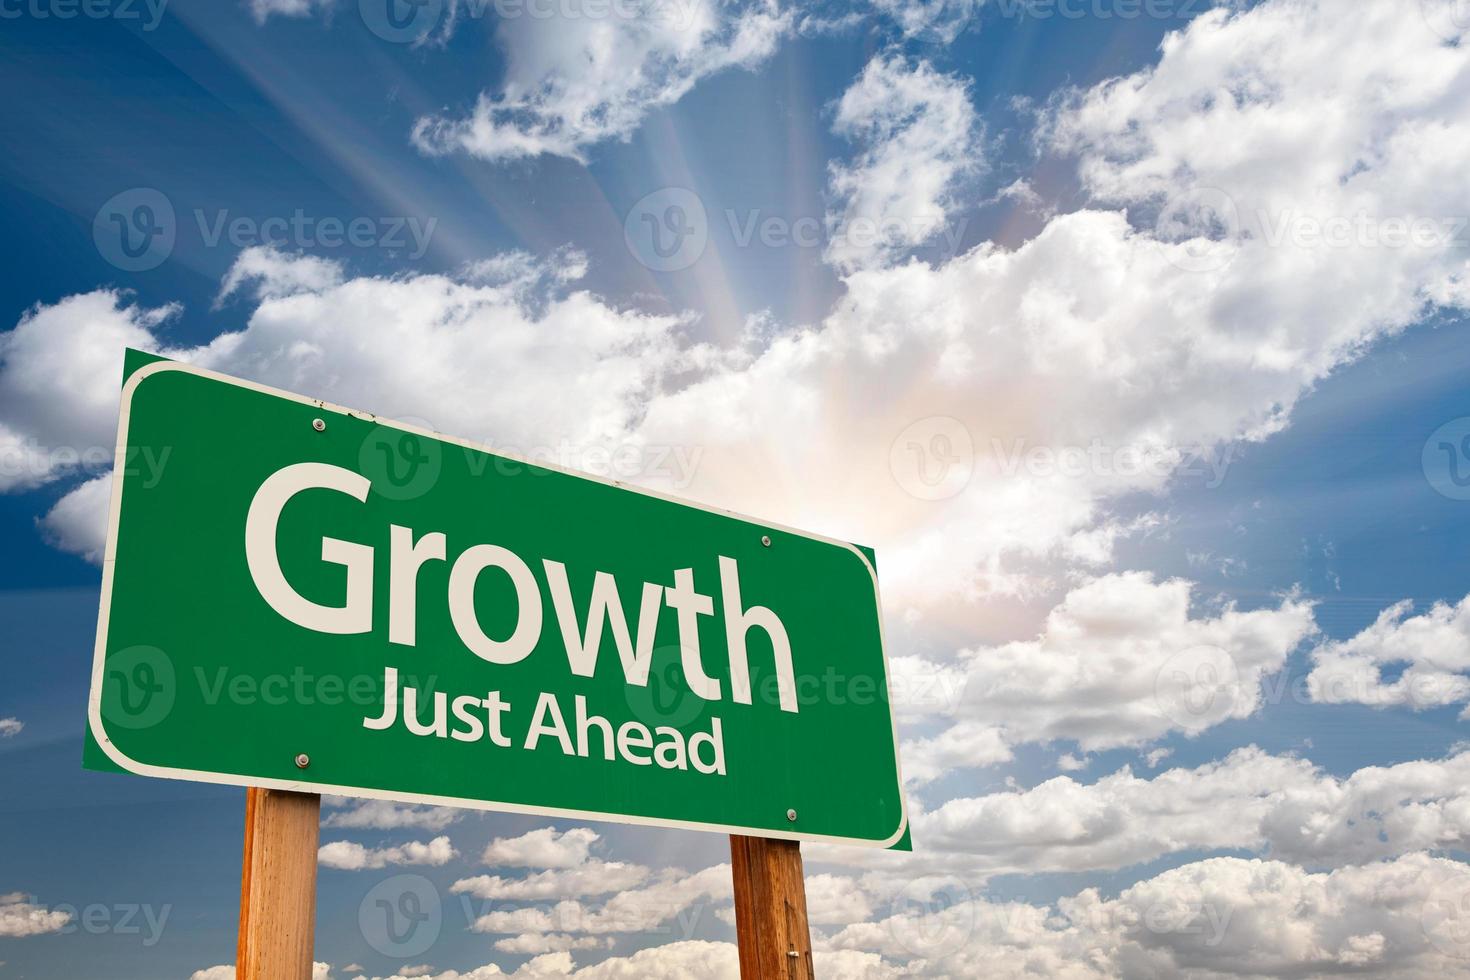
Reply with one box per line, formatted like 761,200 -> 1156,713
87,359 -> 909,848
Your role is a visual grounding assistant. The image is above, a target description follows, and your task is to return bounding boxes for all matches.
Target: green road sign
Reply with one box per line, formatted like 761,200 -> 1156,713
87,354 -> 908,847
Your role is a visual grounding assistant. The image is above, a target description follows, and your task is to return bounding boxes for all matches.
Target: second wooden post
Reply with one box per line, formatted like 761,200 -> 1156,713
730,835 -> 815,979
237,787 -> 321,980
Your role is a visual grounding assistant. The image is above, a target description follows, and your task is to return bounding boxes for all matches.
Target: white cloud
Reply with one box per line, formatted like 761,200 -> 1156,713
217,245 -> 343,303
13,248 -> 697,565
1045,0 -> 1470,316
452,860 -> 651,900
906,747 -> 1470,879
321,798 -> 461,831
412,1 -> 790,162
900,719 -> 1012,786
0,718 -> 22,738
492,934 -> 609,955
804,872 -> 877,927
337,849 -> 1470,978
189,969 -> 235,980
553,941 -> 736,978
482,827 -> 601,870
866,0 -> 981,43
243,0 -> 330,24
824,852 -> 1470,978
1144,747 -> 1172,768
825,55 -> 980,272
1308,594 -> 1470,713
12,0 -> 1470,619
0,892 -> 70,938
317,835 -> 457,870
0,291 -> 180,492
468,864 -> 731,936
897,573 -> 1315,775
39,472 -> 112,564
189,964 -> 332,980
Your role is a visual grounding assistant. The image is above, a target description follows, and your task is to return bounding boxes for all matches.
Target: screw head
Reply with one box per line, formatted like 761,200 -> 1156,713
786,808 -> 797,822
761,535 -> 772,548
312,418 -> 326,432
294,753 -> 310,769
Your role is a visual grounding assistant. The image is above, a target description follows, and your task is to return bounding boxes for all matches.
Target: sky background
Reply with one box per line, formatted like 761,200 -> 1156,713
5,0 -> 1470,977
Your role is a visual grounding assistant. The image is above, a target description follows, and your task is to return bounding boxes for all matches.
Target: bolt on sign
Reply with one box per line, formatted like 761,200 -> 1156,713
86,352 -> 909,848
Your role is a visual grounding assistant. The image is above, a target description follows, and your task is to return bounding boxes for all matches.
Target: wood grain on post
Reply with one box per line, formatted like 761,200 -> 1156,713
237,788 -> 321,980
730,835 -> 815,980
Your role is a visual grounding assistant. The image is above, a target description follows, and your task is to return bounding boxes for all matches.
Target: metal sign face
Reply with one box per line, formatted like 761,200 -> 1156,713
87,356 -> 907,847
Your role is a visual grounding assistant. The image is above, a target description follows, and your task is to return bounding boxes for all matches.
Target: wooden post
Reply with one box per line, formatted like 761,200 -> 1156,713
730,835 -> 814,979
238,788 -> 321,980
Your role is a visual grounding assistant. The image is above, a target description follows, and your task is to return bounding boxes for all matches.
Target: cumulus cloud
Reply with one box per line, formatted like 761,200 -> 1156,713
825,55 -> 980,272
455,829 -> 729,953
411,1 -> 790,162
13,0 -> 1470,612
243,0 -> 330,24
39,472 -> 112,564
492,933 -> 609,955
0,718 -> 22,738
452,860 -> 651,901
823,852 -> 1470,978
0,892 -> 70,938
189,964 -> 332,980
0,291 -> 181,492
481,827 -> 601,870
341,942 -> 737,980
866,0 -> 981,43
217,246 -> 343,303
907,747 -> 1470,879
1308,594 -> 1470,714
317,836 -> 457,870
11,247 -> 698,564
897,572 -> 1315,775
467,863 -> 731,937
338,848 -> 1470,978
321,798 -> 461,831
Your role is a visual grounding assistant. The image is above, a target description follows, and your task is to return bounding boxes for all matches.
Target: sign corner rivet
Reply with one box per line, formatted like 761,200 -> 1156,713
786,808 -> 797,821
311,418 -> 326,432
761,535 -> 772,548
294,753 -> 310,769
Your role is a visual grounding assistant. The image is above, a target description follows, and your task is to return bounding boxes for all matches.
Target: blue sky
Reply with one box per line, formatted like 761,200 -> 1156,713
5,0 -> 1470,977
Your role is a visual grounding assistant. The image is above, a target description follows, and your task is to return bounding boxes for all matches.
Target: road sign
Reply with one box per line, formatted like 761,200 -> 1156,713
87,353 -> 908,847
